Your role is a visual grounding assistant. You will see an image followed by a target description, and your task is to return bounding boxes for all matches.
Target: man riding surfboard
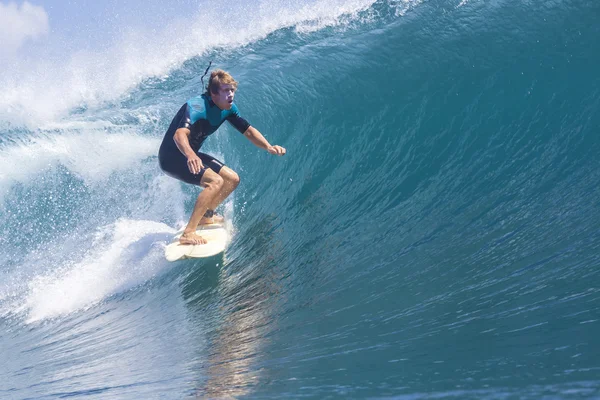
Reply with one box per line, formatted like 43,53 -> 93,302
158,69 -> 286,245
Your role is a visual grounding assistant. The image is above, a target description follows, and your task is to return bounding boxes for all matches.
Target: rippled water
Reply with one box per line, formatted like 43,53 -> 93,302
1,0 -> 599,398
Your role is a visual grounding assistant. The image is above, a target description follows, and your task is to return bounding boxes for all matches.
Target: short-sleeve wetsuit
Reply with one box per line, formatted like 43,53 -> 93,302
158,93 -> 250,185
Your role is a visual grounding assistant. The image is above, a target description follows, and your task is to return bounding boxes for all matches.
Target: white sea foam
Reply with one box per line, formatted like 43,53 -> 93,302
0,131 -> 159,198
0,0 -> 385,128
21,219 -> 174,323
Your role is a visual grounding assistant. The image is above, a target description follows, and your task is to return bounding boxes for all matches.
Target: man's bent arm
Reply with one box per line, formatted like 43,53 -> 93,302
173,128 -> 197,158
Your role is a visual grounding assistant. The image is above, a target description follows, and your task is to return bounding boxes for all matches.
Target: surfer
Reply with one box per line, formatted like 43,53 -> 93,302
158,69 -> 286,245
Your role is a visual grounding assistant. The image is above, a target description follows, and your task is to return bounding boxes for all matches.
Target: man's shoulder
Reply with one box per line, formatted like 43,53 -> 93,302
187,95 -> 208,115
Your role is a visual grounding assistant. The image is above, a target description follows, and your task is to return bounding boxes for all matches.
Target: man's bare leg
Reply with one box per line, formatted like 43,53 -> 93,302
180,170 -> 224,245
198,167 -> 240,225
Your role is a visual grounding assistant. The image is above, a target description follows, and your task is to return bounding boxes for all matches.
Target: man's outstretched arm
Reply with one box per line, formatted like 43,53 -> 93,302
243,126 -> 286,156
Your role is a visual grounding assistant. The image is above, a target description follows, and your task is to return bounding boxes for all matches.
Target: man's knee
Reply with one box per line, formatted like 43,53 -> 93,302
228,171 -> 240,187
220,167 -> 240,187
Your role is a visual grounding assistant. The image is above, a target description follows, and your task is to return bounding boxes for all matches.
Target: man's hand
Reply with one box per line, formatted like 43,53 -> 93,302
267,145 -> 286,156
187,154 -> 204,174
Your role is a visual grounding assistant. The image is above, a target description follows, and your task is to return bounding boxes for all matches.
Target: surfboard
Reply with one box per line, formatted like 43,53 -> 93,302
164,223 -> 229,261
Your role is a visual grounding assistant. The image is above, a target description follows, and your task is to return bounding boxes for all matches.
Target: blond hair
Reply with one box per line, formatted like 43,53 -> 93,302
205,69 -> 238,95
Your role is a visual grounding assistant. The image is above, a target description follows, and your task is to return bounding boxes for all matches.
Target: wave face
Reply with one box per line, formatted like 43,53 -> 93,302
1,0 -> 599,398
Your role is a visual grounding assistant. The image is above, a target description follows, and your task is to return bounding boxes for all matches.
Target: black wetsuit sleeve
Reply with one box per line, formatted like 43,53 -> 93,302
177,104 -> 192,130
227,113 -> 251,134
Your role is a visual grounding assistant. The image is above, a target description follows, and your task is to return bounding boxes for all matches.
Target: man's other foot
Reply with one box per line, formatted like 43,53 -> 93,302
198,214 -> 225,226
180,231 -> 207,245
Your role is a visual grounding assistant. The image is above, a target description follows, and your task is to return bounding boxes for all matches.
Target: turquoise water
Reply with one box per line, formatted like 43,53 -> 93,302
1,0 -> 599,398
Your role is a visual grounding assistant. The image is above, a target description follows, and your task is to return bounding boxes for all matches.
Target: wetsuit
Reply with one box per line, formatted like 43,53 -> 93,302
158,93 -> 250,185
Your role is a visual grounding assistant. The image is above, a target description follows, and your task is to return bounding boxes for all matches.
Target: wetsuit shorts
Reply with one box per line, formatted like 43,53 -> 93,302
159,150 -> 224,186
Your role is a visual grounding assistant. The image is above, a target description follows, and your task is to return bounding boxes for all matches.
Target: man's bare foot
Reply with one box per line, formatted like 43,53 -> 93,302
198,214 -> 225,226
179,231 -> 207,245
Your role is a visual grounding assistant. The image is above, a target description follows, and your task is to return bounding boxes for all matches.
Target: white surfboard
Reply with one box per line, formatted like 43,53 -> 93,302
164,224 -> 229,261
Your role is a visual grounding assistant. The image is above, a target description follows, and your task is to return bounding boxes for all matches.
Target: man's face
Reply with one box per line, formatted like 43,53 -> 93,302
212,83 -> 236,110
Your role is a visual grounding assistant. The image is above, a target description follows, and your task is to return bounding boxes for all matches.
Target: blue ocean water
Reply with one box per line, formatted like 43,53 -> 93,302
1,0 -> 599,398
